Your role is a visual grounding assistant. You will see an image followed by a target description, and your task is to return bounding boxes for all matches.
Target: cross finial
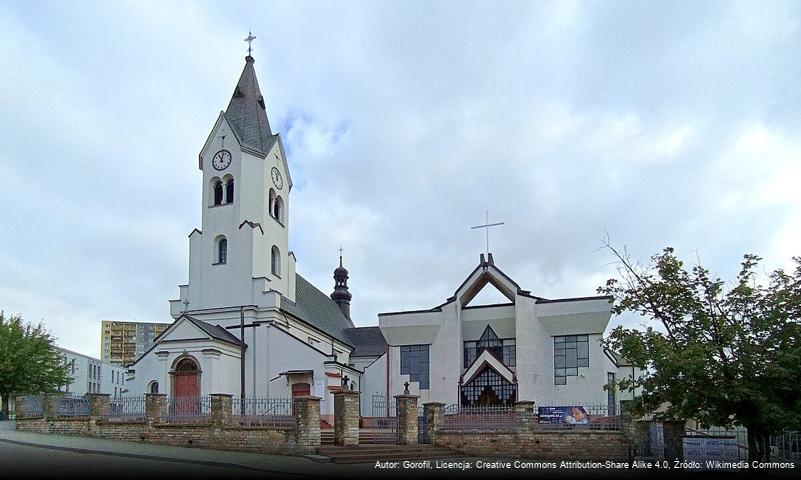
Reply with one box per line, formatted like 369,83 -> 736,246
244,30 -> 256,57
182,299 -> 190,313
338,244 -> 343,267
470,210 -> 504,256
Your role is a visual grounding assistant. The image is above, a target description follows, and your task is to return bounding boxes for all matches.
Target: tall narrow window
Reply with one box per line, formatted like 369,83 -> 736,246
607,372 -> 617,415
218,238 -> 228,264
213,180 -> 223,205
225,178 -> 234,204
274,196 -> 284,224
269,188 -> 276,216
271,245 -> 281,277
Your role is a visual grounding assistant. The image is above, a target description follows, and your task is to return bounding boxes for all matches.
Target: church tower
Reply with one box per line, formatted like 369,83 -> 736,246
331,254 -> 352,320
171,54 -> 296,316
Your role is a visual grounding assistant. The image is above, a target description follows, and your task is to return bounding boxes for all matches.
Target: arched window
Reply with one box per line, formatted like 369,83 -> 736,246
149,381 -> 159,394
213,179 -> 223,206
268,188 -> 276,217
271,245 -> 281,277
225,177 -> 234,204
175,358 -> 199,372
274,196 -> 284,224
217,237 -> 228,264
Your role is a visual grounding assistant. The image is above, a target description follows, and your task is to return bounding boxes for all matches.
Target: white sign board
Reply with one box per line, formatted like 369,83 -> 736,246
683,436 -> 740,471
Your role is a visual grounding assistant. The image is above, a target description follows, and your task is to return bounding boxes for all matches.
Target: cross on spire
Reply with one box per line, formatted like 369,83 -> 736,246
244,30 -> 256,57
471,210 -> 504,256
338,244 -> 343,267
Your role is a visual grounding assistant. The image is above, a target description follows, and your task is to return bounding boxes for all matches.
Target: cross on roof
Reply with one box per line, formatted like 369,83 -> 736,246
244,30 -> 256,56
471,210 -> 504,256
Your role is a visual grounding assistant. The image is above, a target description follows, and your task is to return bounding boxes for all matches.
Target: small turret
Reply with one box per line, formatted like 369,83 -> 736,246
331,254 -> 352,319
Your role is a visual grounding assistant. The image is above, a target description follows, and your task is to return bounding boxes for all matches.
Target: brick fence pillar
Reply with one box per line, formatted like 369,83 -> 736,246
13,396 -> 32,419
88,393 -> 110,421
395,394 -> 419,445
210,394 -> 232,426
423,402 -> 444,444
663,420 -> 685,462
333,390 -> 360,446
43,393 -> 64,420
514,400 -> 536,436
145,393 -> 167,424
293,396 -> 321,454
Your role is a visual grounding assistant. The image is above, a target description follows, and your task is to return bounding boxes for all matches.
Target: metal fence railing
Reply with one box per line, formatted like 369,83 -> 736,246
15,395 -> 44,418
55,395 -> 90,417
163,396 -> 212,423
108,396 -> 146,421
773,431 -> 800,463
232,397 -> 295,429
443,405 -> 516,432
365,394 -> 397,431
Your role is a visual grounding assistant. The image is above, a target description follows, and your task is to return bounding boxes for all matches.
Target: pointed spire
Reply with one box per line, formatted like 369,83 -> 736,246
225,55 -> 274,154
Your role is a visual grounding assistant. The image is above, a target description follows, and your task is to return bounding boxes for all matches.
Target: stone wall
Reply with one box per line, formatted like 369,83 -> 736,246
425,401 -> 634,462
15,393 -> 320,456
435,430 -> 631,462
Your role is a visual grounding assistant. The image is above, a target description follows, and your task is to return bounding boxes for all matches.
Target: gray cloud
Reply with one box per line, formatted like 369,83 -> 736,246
1,1 -> 799,356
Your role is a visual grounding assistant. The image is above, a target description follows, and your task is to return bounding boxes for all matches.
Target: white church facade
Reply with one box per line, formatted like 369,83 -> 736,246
128,54 -> 639,419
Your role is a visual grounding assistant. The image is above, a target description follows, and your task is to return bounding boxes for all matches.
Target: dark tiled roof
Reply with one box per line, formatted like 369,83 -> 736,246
184,315 -> 244,346
225,56 -> 277,154
605,349 -> 632,367
280,274 -> 355,345
344,326 -> 388,357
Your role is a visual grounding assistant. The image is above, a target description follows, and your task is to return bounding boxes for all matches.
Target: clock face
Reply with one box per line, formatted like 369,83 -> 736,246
271,167 -> 283,190
212,150 -> 232,170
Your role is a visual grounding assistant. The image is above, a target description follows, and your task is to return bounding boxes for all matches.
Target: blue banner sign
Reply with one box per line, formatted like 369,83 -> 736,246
538,406 -> 590,424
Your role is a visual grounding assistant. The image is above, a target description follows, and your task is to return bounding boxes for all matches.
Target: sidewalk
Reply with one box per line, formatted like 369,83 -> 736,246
0,421 -> 369,478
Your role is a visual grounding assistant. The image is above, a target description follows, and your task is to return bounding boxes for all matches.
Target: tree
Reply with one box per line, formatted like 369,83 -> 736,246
0,312 -> 72,418
598,244 -> 801,462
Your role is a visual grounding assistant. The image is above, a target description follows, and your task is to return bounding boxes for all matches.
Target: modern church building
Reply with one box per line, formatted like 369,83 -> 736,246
127,54 -> 640,419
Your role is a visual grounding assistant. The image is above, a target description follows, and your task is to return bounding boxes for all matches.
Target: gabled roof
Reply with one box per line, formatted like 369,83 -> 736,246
181,315 -> 243,346
280,274 -> 356,346
225,56 -> 278,154
453,253 -> 522,305
344,326 -> 388,357
128,315 -> 243,367
462,350 -> 516,385
604,349 -> 633,367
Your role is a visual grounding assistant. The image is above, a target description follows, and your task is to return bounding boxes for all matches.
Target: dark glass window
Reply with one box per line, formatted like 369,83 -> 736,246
460,367 -> 516,406
218,239 -> 227,264
463,326 -> 516,368
400,345 -> 429,389
213,180 -> 223,205
225,179 -> 234,204
554,334 -> 589,384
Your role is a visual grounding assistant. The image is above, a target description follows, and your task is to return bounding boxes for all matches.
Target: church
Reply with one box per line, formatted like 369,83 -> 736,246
127,52 -> 639,420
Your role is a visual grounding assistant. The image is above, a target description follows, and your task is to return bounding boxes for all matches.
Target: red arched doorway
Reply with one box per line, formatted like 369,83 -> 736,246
172,357 -> 200,398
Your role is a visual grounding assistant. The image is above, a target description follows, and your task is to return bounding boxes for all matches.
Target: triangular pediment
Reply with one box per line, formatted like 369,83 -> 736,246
158,315 -> 214,343
462,349 -> 515,385
454,255 -> 520,306
464,282 -> 513,307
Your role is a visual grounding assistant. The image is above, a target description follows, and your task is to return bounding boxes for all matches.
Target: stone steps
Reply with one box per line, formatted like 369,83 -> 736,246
321,430 -> 398,445
317,444 -> 463,464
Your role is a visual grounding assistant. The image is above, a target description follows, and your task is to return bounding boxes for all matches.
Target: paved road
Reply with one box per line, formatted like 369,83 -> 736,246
0,439 -> 280,478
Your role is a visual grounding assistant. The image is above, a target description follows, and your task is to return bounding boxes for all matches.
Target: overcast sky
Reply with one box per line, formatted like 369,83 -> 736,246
1,1 -> 799,358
